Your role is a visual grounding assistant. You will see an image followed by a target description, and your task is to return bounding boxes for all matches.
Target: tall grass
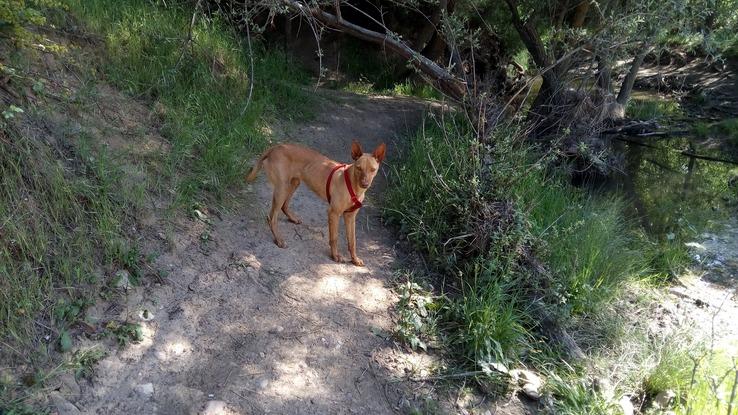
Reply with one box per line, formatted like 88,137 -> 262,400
384,117 -> 648,370
64,0 -> 312,204
626,97 -> 682,120
0,124 -> 134,348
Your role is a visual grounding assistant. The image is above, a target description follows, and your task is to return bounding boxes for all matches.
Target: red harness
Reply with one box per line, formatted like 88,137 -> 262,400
326,164 -> 363,213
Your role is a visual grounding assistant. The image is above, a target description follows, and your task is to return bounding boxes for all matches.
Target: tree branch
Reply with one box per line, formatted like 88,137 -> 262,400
283,0 -> 468,101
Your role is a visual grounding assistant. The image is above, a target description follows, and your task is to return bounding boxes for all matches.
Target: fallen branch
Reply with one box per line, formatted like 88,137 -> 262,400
282,0 -> 467,101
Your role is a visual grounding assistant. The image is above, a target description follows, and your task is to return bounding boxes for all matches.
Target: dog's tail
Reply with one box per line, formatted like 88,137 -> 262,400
245,147 -> 272,182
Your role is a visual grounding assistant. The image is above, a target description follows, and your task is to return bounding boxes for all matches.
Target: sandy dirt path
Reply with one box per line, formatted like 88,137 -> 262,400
62,91 -> 441,414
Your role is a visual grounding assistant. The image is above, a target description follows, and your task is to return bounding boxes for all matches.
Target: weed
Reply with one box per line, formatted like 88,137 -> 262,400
104,321 -> 143,347
546,373 -> 621,415
69,347 -> 106,379
627,98 -> 682,120
394,279 -> 440,351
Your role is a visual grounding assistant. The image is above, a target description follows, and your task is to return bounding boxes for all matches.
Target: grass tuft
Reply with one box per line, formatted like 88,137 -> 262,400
627,97 -> 682,120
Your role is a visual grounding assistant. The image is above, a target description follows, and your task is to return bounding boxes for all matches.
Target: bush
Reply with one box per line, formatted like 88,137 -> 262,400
1,0 -> 64,43
384,116 -> 649,370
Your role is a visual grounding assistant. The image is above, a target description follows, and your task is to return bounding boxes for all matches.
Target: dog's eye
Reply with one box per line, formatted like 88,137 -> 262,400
370,168 -> 377,173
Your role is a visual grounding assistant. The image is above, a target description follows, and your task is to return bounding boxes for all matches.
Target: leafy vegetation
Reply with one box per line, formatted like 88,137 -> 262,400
0,123 -> 136,344
1,0 -> 313,409
385,113 -> 737,411
385,118 -> 652,369
626,97 -> 683,121
64,0 -> 312,205
0,0 -> 60,40
3,0 -> 738,412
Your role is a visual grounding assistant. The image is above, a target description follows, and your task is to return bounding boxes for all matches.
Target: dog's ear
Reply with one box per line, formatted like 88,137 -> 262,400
373,143 -> 386,163
351,140 -> 363,161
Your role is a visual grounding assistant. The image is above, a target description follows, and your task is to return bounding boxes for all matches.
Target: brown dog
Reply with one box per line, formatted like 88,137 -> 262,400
246,141 -> 386,266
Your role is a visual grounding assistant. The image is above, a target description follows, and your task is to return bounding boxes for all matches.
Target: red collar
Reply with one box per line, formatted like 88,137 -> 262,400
326,164 -> 363,212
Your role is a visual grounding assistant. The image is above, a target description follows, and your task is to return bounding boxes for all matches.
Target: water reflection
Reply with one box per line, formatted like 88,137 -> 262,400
615,134 -> 734,239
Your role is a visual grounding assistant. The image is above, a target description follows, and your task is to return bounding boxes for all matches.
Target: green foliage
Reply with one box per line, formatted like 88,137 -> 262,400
0,0 -> 60,40
643,341 -> 697,397
331,37 -> 442,99
104,320 -> 143,346
64,0 -> 312,204
627,98 -> 682,121
639,336 -> 738,415
394,280 -> 439,351
546,373 -> 621,415
385,116 -> 649,373
0,125 -> 132,343
443,280 -> 531,366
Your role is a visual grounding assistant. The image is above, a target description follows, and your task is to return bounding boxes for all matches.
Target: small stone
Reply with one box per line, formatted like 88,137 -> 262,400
138,309 -> 154,321
269,326 -> 284,334
57,372 -> 81,397
510,369 -> 542,388
49,391 -> 81,415
522,383 -> 541,400
618,395 -> 634,415
510,369 -> 542,400
115,270 -> 132,290
258,378 -> 269,389
653,389 -> 676,409
134,383 -> 154,399
259,352 -> 266,358
200,400 -> 227,415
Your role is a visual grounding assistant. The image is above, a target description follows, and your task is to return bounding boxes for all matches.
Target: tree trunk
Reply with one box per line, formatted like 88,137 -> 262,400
283,0 -> 467,101
570,1 -> 590,28
503,0 -> 552,70
413,0 -> 448,53
595,54 -> 613,93
616,43 -> 652,106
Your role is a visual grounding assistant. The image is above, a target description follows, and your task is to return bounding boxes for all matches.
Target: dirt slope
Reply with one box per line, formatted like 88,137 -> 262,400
50,91 -> 458,415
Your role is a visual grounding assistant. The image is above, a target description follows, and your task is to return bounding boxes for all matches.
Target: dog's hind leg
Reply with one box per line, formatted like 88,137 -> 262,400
268,185 -> 290,248
281,178 -> 302,224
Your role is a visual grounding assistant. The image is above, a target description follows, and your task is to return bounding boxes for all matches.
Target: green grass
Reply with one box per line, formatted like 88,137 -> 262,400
0,119 -> 135,407
63,0 -> 312,205
384,117 -> 653,374
382,115 -> 718,412
627,98 -> 682,120
2,0 -> 314,409
514,167 -> 644,314
0,124 -> 136,343
693,118 -> 738,151
640,336 -> 738,415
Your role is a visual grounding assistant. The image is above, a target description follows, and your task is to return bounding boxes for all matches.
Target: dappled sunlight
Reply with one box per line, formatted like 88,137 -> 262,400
267,357 -> 328,400
284,264 -> 391,315
155,338 -> 193,362
116,322 -> 157,362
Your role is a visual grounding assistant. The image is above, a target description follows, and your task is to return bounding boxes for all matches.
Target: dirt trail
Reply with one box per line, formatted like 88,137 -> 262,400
53,91 -> 450,414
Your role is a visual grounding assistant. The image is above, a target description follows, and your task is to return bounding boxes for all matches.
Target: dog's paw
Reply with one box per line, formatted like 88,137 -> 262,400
274,239 -> 287,249
288,217 -> 302,224
331,253 -> 343,263
351,257 -> 365,267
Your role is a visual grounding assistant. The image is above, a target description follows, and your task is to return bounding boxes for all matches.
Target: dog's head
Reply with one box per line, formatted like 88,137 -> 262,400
351,140 -> 386,189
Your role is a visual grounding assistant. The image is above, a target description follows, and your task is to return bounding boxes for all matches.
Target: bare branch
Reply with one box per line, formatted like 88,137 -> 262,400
283,0 -> 468,102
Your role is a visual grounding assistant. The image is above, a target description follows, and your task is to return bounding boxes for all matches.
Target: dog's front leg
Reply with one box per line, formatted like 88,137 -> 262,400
328,208 -> 342,263
343,211 -> 363,267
